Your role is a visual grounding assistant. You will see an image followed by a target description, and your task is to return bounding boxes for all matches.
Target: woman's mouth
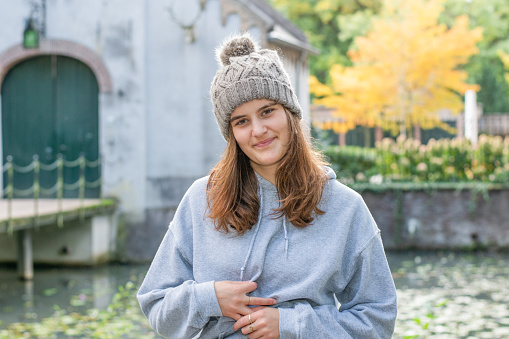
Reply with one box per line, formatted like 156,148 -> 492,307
254,138 -> 275,147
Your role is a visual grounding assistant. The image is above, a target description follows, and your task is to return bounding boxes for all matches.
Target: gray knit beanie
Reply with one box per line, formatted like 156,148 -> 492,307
210,33 -> 303,140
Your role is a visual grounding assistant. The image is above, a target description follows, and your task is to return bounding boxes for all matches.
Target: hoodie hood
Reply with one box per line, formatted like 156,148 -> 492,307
324,166 -> 337,181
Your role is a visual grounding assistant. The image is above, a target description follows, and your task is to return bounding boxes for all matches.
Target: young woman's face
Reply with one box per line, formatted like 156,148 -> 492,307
230,99 -> 291,177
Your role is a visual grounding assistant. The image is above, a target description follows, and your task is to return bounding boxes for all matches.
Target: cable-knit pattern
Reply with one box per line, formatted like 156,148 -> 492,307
210,34 -> 303,140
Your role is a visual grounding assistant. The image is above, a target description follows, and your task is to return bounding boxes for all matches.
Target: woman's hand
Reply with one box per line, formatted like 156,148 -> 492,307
233,306 -> 279,339
214,281 -> 277,321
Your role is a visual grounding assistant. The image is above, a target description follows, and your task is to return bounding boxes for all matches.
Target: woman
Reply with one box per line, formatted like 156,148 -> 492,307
137,33 -> 397,339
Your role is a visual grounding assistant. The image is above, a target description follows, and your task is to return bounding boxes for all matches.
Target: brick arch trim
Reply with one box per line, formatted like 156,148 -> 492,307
0,40 -> 112,93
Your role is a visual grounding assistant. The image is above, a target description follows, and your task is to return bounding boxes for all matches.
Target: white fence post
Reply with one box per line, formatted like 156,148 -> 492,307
464,89 -> 478,146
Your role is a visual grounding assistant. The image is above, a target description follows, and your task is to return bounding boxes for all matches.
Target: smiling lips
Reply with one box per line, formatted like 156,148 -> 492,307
254,137 -> 275,148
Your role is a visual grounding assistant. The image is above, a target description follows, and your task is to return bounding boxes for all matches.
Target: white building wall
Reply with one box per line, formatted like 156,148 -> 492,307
0,0 -> 313,261
144,0 -> 242,211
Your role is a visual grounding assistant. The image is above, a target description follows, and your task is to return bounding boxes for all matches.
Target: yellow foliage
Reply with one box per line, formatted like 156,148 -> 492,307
309,75 -> 333,97
311,0 -> 483,134
499,51 -> 509,87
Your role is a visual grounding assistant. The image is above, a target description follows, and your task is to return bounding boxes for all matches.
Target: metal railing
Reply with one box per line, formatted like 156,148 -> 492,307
2,154 -> 101,234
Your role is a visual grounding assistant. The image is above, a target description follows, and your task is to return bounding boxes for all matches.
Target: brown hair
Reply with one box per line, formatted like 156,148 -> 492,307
206,108 -> 328,235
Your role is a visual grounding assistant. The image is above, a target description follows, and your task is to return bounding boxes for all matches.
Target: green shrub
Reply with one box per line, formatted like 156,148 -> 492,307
325,146 -> 378,182
326,135 -> 509,184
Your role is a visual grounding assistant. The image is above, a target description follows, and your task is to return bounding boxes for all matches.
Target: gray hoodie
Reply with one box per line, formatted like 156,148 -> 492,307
137,167 -> 397,338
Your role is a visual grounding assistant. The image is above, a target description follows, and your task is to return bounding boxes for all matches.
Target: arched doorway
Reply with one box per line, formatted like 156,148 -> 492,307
2,55 -> 100,198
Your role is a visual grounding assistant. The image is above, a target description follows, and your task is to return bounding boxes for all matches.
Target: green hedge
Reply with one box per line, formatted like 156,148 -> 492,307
324,135 -> 509,184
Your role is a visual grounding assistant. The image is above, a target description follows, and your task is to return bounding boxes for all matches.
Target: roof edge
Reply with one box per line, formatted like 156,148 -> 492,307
268,30 -> 320,55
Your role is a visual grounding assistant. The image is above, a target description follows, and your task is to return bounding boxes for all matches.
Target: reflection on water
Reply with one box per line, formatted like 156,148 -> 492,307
0,251 -> 508,338
0,264 -> 148,325
388,251 -> 509,338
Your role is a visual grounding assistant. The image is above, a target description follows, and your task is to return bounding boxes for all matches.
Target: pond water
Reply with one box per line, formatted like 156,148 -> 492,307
390,251 -> 509,338
0,251 -> 508,338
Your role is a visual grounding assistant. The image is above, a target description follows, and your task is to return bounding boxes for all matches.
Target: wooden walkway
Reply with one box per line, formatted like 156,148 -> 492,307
0,199 -> 116,232
0,199 -> 102,219
0,199 -> 117,280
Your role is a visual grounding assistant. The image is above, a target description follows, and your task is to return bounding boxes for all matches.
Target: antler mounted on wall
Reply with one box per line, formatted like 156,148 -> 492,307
168,0 -> 207,43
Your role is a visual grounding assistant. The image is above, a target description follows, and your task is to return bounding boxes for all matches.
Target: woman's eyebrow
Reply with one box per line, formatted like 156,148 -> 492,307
230,115 -> 246,123
256,101 -> 277,113
230,101 -> 278,123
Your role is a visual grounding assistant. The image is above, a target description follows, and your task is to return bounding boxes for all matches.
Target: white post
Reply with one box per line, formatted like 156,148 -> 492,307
17,229 -> 34,280
464,90 -> 478,146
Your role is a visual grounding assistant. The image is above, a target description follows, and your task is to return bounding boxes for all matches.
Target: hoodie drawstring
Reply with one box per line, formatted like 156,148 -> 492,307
240,185 -> 291,280
240,187 -> 264,281
283,215 -> 289,257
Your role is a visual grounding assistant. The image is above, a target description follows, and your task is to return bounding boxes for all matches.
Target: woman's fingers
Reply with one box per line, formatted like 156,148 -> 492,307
250,329 -> 265,339
233,312 -> 255,331
237,307 -> 280,338
242,321 -> 258,336
229,281 -> 253,285
215,281 -> 251,318
241,281 -> 258,293
239,305 -> 254,317
236,282 -> 275,308
248,296 -> 277,306
233,307 -> 264,331
231,313 -> 243,321
214,280 -> 277,322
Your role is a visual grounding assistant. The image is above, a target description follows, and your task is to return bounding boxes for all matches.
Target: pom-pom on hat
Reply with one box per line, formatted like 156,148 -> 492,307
210,32 -> 303,140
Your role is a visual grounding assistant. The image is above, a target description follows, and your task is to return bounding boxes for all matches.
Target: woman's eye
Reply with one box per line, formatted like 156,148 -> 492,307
262,108 -> 274,116
235,119 -> 248,126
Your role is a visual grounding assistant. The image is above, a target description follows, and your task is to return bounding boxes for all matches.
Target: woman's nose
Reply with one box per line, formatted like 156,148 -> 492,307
251,119 -> 267,136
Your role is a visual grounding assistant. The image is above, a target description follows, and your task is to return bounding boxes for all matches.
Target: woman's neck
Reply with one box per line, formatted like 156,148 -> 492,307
251,163 -> 276,185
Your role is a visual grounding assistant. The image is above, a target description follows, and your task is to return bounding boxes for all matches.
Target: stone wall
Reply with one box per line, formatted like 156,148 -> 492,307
362,188 -> 509,250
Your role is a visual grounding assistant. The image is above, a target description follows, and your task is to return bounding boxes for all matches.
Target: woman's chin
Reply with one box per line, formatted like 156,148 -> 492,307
251,156 -> 282,167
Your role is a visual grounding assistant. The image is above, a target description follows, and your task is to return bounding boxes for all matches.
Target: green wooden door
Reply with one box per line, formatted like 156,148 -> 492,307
2,55 -> 100,198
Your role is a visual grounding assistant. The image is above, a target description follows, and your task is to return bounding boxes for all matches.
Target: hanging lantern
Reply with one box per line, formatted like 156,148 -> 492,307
23,18 -> 39,49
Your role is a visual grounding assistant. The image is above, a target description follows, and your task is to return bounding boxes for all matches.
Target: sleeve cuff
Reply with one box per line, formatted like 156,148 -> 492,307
194,280 -> 223,319
278,307 -> 299,338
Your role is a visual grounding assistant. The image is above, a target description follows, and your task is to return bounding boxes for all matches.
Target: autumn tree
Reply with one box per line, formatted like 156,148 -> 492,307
270,0 -> 509,113
441,0 -> 509,113
500,51 -> 509,86
311,0 -> 483,137
268,0 -> 381,84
